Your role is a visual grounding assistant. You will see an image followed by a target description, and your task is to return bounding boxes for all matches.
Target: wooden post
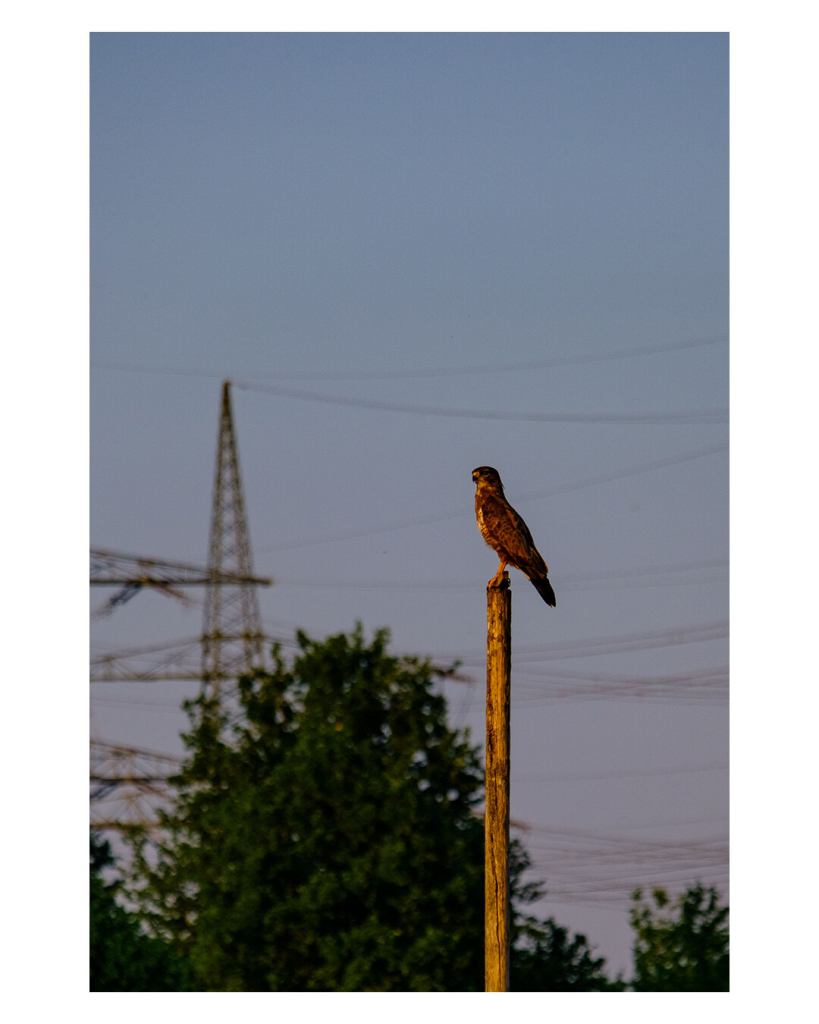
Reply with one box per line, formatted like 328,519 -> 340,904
485,573 -> 511,992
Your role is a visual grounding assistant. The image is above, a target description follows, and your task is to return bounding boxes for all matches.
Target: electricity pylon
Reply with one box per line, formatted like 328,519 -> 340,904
90,381 -> 272,833
90,635 -> 205,682
90,381 -> 270,697
201,380 -> 267,701
90,740 -> 182,832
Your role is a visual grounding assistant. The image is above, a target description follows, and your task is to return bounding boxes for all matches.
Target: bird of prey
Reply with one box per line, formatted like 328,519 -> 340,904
472,466 -> 556,607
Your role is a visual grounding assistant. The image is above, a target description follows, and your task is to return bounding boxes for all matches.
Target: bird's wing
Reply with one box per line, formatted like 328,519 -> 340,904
483,493 -> 546,571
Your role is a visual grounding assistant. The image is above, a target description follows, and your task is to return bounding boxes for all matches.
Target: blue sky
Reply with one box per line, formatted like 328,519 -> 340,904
89,31 -> 729,978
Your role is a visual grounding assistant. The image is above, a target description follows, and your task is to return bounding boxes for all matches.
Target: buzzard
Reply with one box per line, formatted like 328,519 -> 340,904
472,466 -> 556,607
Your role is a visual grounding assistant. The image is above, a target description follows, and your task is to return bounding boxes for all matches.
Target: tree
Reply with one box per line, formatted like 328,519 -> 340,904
128,626 -> 615,991
511,921 -> 621,991
629,882 -> 729,991
90,833 -> 194,991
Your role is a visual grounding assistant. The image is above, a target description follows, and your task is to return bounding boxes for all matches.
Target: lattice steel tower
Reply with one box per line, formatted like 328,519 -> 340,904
201,380 -> 266,700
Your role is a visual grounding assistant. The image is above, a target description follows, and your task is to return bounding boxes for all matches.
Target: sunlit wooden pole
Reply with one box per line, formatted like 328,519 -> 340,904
485,572 -> 511,992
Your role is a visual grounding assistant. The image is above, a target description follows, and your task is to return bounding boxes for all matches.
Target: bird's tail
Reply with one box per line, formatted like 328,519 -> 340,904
530,573 -> 556,608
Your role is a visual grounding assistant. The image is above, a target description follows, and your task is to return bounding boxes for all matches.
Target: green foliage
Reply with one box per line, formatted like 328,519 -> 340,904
511,921 -> 623,991
126,626 -> 616,991
630,882 -> 729,991
90,833 -> 194,991
129,627 -> 486,990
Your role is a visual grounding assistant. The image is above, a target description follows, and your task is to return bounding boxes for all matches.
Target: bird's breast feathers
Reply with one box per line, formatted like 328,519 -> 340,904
477,493 -> 511,543
475,498 -> 498,545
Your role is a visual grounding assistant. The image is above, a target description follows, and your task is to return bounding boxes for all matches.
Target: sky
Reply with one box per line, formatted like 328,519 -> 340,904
88,31 -> 729,980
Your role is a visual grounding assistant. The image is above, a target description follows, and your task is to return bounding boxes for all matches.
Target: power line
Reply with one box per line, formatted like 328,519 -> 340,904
556,557 -> 729,582
511,664 -> 728,684
90,333 -> 726,382
515,762 -> 728,783
246,334 -> 727,380
271,558 -> 728,592
506,815 -> 729,909
442,662 -> 730,708
258,442 -> 728,554
89,631 -> 298,683
91,695 -> 195,715
510,681 -> 728,709
236,378 -> 727,424
437,620 -> 729,667
89,622 -> 727,685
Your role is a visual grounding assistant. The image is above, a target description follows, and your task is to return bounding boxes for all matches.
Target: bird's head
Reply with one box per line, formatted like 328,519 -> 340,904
472,466 -> 504,492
